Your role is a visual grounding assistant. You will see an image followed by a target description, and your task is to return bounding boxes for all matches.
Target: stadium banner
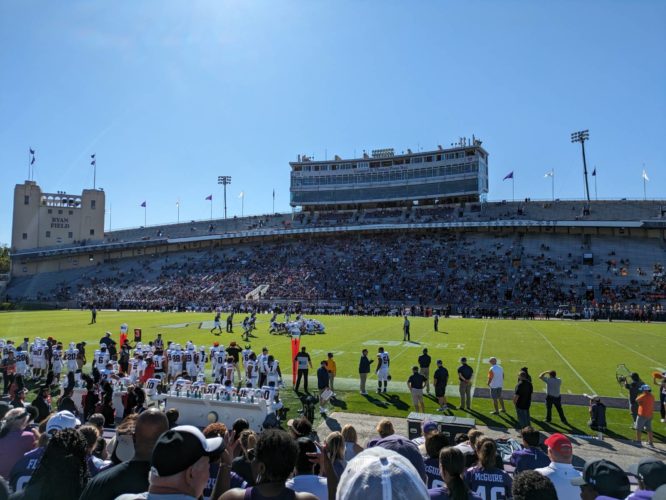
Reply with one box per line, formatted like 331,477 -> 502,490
291,334 -> 300,385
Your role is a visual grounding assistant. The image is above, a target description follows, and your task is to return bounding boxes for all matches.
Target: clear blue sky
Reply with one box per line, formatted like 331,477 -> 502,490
1,0 -> 665,244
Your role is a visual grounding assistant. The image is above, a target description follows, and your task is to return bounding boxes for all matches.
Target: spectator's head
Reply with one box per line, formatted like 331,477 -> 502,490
337,447 -> 429,500
237,429 -> 257,460
376,419 -> 394,438
572,459 -> 630,499
630,372 -> 640,382
467,429 -> 484,449
328,352 -> 334,359
88,413 -> 105,431
423,348 -> 428,355
412,366 -> 419,374
544,433 -> 573,464
549,370 -> 557,378
301,347 -> 306,352
518,371 -> 527,381
438,447 -> 469,498
232,418 -> 250,438
512,470 -> 558,500
425,432 -> 449,460
476,437 -> 497,469
287,416 -> 312,439
149,425 -> 224,498
78,425 -> 100,454
0,408 -> 32,437
165,408 -> 179,428
640,384 -> 652,394
326,431 -> 345,461
294,437 -> 318,475
362,349 -> 368,356
628,458 -> 666,491
489,357 -> 497,366
460,357 -> 467,365
133,408 -> 169,461
520,426 -> 540,448
253,429 -> 299,483
342,424 -> 358,444
24,428 -> 89,498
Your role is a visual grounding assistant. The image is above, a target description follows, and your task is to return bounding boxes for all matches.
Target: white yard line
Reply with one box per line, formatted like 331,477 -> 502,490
527,323 -> 596,394
470,319 -> 489,403
574,323 -> 663,366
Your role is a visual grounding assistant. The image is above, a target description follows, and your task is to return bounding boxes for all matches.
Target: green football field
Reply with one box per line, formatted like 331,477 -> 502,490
1,310 -> 664,441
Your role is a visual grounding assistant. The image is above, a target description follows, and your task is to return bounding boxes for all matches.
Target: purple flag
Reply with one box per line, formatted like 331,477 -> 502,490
141,201 -> 146,208
592,168 -> 596,176
503,171 -> 513,180
205,194 -> 212,201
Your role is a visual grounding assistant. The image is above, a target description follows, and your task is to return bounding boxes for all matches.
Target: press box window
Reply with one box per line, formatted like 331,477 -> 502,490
22,233 -> 28,240
46,231 -> 51,238
68,232 -> 73,238
24,195 -> 29,205
91,200 -> 96,209
89,229 -> 95,236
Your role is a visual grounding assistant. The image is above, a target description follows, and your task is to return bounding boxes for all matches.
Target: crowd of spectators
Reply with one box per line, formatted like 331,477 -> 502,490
1,399 -> 664,500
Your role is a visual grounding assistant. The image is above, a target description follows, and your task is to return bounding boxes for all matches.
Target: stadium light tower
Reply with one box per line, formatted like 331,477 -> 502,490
571,130 -> 591,203
218,175 -> 232,219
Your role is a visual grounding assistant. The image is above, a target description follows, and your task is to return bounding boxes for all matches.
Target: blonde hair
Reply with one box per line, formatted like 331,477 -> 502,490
341,424 -> 358,443
376,419 -> 394,438
326,431 -> 345,461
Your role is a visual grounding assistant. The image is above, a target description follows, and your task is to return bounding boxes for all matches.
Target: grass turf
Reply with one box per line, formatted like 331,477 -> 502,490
1,310 -> 664,441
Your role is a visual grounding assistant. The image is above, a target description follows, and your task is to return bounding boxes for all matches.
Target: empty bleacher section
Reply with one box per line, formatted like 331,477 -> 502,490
6,230 -> 665,319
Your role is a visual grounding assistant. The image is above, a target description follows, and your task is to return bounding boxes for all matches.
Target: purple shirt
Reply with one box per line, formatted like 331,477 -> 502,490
9,446 -> 45,492
464,465 -> 513,500
509,446 -> 550,472
0,430 -> 36,480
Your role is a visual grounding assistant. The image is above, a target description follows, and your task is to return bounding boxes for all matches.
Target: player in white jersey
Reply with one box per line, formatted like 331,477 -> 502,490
64,343 -> 79,374
222,357 -> 235,387
257,347 -> 269,387
31,339 -> 46,377
94,345 -> 110,369
241,345 -> 254,370
210,343 -> 222,375
153,349 -> 166,377
169,345 -> 183,381
376,347 -> 390,393
245,353 -> 259,388
51,344 -> 63,383
15,346 -> 29,376
266,355 -> 282,387
184,346 -> 198,379
214,350 -> 227,383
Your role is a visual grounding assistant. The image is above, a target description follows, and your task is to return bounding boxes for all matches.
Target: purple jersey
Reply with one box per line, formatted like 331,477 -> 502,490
464,466 -> 513,500
9,447 -> 45,492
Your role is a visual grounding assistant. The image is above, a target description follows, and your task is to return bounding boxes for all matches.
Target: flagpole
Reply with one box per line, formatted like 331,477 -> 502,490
272,189 -> 275,214
144,206 -> 147,227
210,199 -> 213,221
28,149 -> 30,181
551,171 -> 554,201
242,195 -> 244,218
177,201 -> 180,224
594,171 -> 598,201
93,162 -> 96,189
512,177 -> 515,202
109,203 -> 112,231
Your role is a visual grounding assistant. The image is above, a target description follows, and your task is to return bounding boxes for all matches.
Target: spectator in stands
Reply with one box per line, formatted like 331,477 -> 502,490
422,432 -> 450,488
13,428 -> 89,500
367,419 -> 394,447
87,413 -> 108,460
513,371 -> 533,429
10,388 -> 27,410
571,459 -> 630,500
79,424 -> 108,476
231,429 -> 256,485
217,429 -> 317,500
627,458 -> 666,499
511,470 -> 557,500
341,424 -> 363,462
464,438 -> 512,499
509,427 -> 549,473
118,425 -> 224,500
368,429 -> 427,482
457,357 -> 473,410
337,447 -> 429,500
538,370 -> 568,425
0,408 -> 36,480
428,446 -> 480,500
325,431 -> 347,479
80,408 -> 169,500
635,384 -> 655,447
487,357 -> 506,415
535,433 -> 581,500
286,437 -> 329,497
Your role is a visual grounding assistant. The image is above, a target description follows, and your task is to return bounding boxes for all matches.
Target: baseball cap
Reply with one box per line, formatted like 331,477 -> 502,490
571,459 -> 630,497
371,434 -> 426,481
46,410 -> 81,433
337,447 -> 429,500
151,425 -> 224,477
422,420 -> 438,434
544,433 -> 573,455
640,384 -> 652,392
628,458 -> 666,490
436,360 -> 442,365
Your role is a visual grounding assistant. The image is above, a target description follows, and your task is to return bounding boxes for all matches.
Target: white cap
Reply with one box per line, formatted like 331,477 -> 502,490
336,447 -> 428,500
46,410 -> 81,433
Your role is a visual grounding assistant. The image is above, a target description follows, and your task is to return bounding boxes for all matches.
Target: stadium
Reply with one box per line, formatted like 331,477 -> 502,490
3,1 -> 666,497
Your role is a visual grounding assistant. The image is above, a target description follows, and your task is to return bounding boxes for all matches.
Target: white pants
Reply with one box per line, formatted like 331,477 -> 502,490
377,369 -> 389,382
